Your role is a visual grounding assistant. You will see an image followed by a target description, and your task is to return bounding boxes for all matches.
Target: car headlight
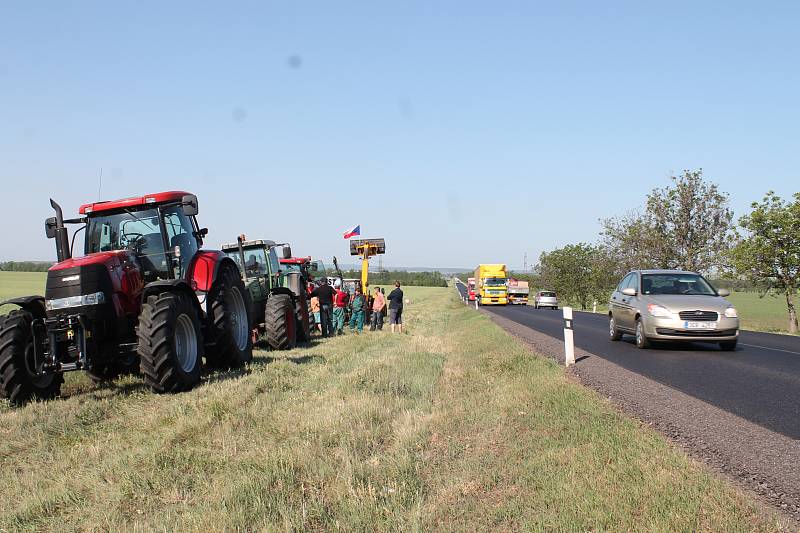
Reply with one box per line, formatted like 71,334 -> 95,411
45,291 -> 106,311
724,307 -> 738,318
647,304 -> 672,317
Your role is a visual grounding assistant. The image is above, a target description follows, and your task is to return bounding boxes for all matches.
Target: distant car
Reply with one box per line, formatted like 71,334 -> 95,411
534,291 -> 558,309
608,269 -> 739,350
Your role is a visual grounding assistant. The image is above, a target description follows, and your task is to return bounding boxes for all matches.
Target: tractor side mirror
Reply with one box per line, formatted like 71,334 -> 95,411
282,246 -> 292,259
45,217 -> 57,239
182,194 -> 199,216
198,227 -> 208,238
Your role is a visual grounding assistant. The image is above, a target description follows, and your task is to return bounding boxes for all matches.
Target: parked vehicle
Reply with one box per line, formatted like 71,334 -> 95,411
534,291 -> 558,309
608,269 -> 739,350
0,192 -> 252,405
467,277 -> 477,301
221,237 -> 310,349
507,279 -> 529,305
474,264 -> 508,305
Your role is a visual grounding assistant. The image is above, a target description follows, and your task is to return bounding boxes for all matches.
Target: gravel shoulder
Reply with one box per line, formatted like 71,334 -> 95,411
484,308 -> 800,526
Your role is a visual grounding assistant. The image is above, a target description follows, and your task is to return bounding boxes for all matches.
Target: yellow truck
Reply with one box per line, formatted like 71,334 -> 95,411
475,264 -> 508,305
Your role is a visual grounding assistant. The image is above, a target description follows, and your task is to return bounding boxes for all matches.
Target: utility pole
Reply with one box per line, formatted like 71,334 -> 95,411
523,252 -> 527,273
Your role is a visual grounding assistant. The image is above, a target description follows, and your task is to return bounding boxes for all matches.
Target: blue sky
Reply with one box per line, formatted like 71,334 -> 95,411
1,1 -> 798,269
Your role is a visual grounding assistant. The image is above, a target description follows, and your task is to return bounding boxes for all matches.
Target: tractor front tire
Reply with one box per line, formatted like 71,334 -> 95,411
265,294 -> 297,350
138,292 -> 203,393
206,264 -> 253,369
0,310 -> 63,405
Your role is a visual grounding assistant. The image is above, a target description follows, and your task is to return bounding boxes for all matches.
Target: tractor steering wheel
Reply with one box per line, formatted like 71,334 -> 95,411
121,232 -> 144,251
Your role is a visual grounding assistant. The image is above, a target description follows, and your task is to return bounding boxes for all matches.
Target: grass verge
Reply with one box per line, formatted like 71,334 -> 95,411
0,286 -> 784,530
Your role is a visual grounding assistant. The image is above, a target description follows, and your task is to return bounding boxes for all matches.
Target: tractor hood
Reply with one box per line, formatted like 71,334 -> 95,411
49,251 -> 132,271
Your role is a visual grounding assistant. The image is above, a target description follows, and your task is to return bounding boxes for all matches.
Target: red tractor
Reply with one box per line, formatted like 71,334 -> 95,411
0,191 -> 252,405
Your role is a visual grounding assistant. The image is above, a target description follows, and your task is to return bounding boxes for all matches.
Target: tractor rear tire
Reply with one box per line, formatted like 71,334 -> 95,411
206,264 -> 253,369
295,292 -> 311,343
265,294 -> 297,350
0,310 -> 63,405
138,292 -> 203,393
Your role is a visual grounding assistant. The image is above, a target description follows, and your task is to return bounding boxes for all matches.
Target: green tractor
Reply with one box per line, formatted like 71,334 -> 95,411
221,237 -> 311,350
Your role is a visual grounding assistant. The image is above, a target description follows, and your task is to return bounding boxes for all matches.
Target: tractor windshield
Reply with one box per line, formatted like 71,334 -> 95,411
85,206 -> 197,281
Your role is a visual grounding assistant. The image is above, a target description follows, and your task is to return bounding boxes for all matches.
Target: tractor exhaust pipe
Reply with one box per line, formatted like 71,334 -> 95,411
49,199 -> 72,262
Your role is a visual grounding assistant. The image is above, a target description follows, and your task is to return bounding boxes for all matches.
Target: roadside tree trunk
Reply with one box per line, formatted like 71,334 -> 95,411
786,289 -> 798,334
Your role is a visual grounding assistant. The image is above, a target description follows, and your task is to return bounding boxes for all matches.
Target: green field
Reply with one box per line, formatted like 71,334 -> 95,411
0,271 -> 46,312
0,286 -> 783,530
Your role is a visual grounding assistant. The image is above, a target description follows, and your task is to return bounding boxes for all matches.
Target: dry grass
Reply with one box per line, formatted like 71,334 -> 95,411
0,286 -> 784,531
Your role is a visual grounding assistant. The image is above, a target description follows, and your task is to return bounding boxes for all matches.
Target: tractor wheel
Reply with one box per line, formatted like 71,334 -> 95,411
264,294 -> 297,350
0,310 -> 63,405
295,292 -> 311,343
138,292 -> 203,393
206,264 -> 253,369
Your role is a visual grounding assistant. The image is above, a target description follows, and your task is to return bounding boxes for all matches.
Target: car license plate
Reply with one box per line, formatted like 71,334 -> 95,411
684,321 -> 717,330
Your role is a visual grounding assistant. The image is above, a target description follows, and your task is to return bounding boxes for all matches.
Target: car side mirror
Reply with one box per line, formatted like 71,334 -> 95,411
182,194 -> 199,216
45,217 -> 57,239
717,288 -> 731,297
282,246 -> 292,259
621,287 -> 637,296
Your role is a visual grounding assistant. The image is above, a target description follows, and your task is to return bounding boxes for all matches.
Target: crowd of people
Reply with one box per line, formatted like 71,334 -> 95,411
308,280 -> 404,337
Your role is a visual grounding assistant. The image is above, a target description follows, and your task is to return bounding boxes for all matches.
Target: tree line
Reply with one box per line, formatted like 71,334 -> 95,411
339,270 -> 448,287
530,170 -> 799,333
0,261 -> 52,272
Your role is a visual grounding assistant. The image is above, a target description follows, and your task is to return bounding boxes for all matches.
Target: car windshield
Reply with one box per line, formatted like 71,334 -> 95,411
641,273 -> 717,296
485,278 -> 506,286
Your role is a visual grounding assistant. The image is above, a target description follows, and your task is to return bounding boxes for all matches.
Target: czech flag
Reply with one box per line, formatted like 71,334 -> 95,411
343,224 -> 360,239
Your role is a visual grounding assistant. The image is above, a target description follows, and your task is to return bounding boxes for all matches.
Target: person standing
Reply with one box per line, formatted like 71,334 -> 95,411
349,288 -> 366,334
387,281 -> 404,333
309,295 -> 321,334
378,287 -> 386,330
370,287 -> 385,331
333,280 -> 349,335
309,279 -> 336,337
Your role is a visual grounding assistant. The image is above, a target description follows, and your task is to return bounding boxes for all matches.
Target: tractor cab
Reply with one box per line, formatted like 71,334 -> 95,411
221,238 -> 284,305
68,192 -> 206,283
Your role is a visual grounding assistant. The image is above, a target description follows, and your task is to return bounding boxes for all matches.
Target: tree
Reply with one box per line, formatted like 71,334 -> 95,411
728,192 -> 800,333
601,169 -> 734,273
537,243 -> 617,310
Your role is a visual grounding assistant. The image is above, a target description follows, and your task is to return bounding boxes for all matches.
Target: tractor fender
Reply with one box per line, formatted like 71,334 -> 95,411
141,280 -> 202,317
0,296 -> 46,320
186,251 -> 238,293
269,287 -> 296,302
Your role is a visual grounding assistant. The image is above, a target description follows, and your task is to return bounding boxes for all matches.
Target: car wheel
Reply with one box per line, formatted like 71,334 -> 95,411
609,315 -> 622,341
719,339 -> 738,351
635,318 -> 650,349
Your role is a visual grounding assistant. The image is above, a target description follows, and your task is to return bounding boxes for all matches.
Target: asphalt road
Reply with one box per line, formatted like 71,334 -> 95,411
454,281 -> 800,440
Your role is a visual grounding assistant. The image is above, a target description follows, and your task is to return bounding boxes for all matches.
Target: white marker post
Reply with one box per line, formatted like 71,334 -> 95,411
475,297 -> 479,310
592,300 -> 597,314
563,306 -> 575,367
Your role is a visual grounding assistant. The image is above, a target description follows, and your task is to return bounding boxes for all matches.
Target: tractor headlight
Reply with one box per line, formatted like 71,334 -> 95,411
724,307 -> 738,318
647,304 -> 672,318
46,291 -> 106,311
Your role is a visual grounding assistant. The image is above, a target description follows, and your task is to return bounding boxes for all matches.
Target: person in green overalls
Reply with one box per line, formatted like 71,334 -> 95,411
349,288 -> 366,334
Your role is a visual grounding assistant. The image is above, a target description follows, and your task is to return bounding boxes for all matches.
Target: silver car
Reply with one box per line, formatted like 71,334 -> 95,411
608,270 -> 739,350
534,291 -> 558,309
